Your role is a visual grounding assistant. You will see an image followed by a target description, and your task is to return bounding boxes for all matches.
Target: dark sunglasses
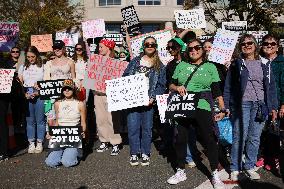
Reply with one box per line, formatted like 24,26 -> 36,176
188,45 -> 202,52
166,46 -> 177,51
75,48 -> 83,51
144,43 -> 157,48
49,57 -> 56,60
27,56 -> 36,58
11,51 -> 20,53
241,41 -> 254,46
262,42 -> 277,47
62,87 -> 73,91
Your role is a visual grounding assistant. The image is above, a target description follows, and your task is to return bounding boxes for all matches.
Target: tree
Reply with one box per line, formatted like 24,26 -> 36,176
0,0 -> 84,48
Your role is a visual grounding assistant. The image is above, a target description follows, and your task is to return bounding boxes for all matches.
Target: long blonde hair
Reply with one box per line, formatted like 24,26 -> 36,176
142,36 -> 161,72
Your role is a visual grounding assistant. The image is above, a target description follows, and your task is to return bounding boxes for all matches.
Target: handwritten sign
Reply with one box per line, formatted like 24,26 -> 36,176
38,80 -> 64,100
222,21 -> 247,32
247,31 -> 268,44
130,30 -> 173,65
174,9 -> 206,29
31,34 -> 53,52
48,126 -> 82,148
84,54 -> 129,93
121,5 -> 141,34
82,19 -> 106,39
56,32 -> 79,57
0,22 -> 19,52
103,33 -> 123,45
156,94 -> 169,123
0,69 -> 15,93
208,29 -> 239,64
105,74 -> 149,112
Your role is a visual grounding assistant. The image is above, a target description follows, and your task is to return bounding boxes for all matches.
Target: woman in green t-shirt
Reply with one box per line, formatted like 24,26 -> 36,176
167,39 -> 227,189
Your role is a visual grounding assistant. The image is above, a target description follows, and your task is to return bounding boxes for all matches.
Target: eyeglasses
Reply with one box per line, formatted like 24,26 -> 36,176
166,46 -> 177,51
262,42 -> 277,47
241,41 -> 254,47
27,56 -> 36,58
11,51 -> 20,53
144,43 -> 157,48
188,45 -> 202,52
75,48 -> 83,51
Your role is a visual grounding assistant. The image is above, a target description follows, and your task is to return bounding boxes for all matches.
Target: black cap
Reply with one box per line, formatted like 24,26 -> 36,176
52,40 -> 65,50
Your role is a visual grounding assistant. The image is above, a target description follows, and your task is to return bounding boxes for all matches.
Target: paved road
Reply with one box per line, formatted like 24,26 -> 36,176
0,142 -> 283,189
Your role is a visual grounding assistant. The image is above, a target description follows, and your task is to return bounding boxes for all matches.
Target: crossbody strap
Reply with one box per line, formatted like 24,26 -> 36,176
184,61 -> 205,88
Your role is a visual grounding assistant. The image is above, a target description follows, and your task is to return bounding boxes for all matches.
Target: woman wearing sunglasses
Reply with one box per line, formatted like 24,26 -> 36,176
123,36 -> 166,166
223,34 -> 278,181
167,39 -> 225,188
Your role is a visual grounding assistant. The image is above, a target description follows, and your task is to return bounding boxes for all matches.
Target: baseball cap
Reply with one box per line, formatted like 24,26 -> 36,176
52,40 -> 65,50
62,79 -> 75,90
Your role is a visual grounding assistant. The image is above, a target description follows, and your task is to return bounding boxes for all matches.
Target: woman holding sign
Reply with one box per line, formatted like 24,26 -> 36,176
18,46 -> 46,154
123,36 -> 166,166
167,39 -> 226,188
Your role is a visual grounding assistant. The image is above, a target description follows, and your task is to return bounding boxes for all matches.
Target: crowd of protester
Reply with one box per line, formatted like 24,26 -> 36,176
0,27 -> 284,189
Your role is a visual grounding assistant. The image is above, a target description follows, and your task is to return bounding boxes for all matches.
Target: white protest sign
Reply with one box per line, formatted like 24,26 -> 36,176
56,32 -> 79,47
208,29 -> 239,64
106,73 -> 149,112
130,30 -> 174,65
174,9 -> 206,29
222,21 -> 247,32
104,33 -> 123,45
0,22 -> 19,52
156,94 -> 169,123
0,69 -> 15,93
247,31 -> 268,44
280,39 -> 284,47
82,19 -> 106,39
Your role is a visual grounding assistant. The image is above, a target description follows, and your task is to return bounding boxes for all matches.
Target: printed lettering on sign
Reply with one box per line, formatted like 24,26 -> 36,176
247,31 -> 268,44
82,19 -> 106,39
0,69 -> 15,93
121,5 -> 141,34
31,34 -> 53,52
103,33 -> 123,45
222,21 -> 247,32
0,22 -> 19,52
38,80 -> 64,100
174,9 -> 206,29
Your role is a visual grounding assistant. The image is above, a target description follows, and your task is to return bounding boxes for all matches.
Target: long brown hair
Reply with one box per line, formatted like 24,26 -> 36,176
24,46 -> 42,69
142,36 -> 161,72
72,42 -> 88,62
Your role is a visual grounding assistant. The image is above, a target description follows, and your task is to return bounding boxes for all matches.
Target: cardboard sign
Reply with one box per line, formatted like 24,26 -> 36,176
48,126 -> 82,148
247,31 -> 268,44
156,94 -> 169,123
38,80 -> 64,100
0,22 -> 19,52
82,19 -> 106,39
121,5 -> 141,34
222,21 -> 247,32
174,9 -> 206,29
130,30 -> 174,65
84,54 -> 129,93
165,92 -> 198,119
105,73 -> 149,112
31,34 -> 53,52
103,33 -> 123,45
208,29 -> 239,64
0,69 -> 15,93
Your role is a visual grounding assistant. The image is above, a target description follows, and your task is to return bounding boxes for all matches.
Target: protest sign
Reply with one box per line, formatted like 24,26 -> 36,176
0,69 -> 15,93
31,34 -> 53,52
56,31 -> 79,57
48,126 -> 82,148
82,19 -> 106,39
0,22 -> 19,52
103,33 -> 123,45
280,39 -> 284,47
247,31 -> 268,44
165,93 -> 198,120
105,73 -> 149,112
121,5 -> 141,34
222,21 -> 247,32
156,94 -> 169,123
38,80 -> 64,100
84,54 -> 129,93
130,30 -> 174,65
199,35 -> 213,42
174,9 -> 206,29
208,29 -> 239,64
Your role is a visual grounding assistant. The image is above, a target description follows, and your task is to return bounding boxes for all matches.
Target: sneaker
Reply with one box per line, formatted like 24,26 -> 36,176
28,142 -> 36,154
141,154 -> 150,166
130,155 -> 139,166
245,169 -> 260,180
167,168 -> 187,185
96,142 -> 109,152
187,161 -> 196,168
211,170 -> 225,189
110,145 -> 120,156
34,142 -> 43,153
0,155 -> 9,162
230,171 -> 240,181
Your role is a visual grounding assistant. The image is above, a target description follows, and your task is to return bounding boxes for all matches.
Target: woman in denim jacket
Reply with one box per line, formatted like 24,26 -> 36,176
123,36 -> 166,166
223,34 -> 278,181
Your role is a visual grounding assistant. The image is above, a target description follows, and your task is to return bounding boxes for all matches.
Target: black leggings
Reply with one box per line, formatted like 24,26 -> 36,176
0,99 -> 9,155
175,109 -> 219,170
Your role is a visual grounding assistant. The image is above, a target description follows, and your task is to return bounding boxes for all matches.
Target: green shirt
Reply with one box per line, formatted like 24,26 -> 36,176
172,61 -> 220,111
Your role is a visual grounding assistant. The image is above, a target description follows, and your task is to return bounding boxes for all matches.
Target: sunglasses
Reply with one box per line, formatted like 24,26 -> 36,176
188,45 -> 202,52
11,51 -> 20,53
262,42 -> 277,47
27,56 -> 36,58
166,46 -> 177,51
62,87 -> 73,91
75,48 -> 83,51
241,41 -> 254,47
144,43 -> 157,48
49,57 -> 56,60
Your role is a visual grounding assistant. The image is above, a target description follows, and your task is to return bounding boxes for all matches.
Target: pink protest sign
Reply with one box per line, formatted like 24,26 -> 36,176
0,69 -> 15,93
84,54 -> 129,93
82,19 -> 106,39
31,34 -> 53,52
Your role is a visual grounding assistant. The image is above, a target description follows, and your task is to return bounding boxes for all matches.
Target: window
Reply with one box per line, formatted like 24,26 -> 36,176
99,0 -> 121,6
177,0 -> 184,5
105,24 -> 121,33
141,24 -> 160,33
138,0 -> 161,5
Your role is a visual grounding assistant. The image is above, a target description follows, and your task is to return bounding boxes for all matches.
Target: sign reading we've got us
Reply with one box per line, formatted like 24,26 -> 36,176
38,80 -> 64,100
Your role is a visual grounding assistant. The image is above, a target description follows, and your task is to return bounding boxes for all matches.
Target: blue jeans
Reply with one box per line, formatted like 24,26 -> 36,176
127,106 -> 154,155
186,126 -> 198,163
230,101 -> 265,171
45,148 -> 78,168
26,98 -> 46,142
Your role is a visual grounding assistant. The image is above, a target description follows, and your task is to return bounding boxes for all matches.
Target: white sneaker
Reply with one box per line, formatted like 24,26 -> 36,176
28,142 -> 36,154
245,169 -> 260,180
96,142 -> 109,152
129,155 -> 139,166
211,170 -> 225,189
34,142 -> 43,153
187,161 -> 196,168
230,171 -> 240,181
141,154 -> 150,166
167,168 -> 187,185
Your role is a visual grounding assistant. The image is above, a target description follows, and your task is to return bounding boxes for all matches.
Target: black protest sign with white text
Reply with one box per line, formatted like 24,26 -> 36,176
121,5 -> 141,34
38,80 -> 64,100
